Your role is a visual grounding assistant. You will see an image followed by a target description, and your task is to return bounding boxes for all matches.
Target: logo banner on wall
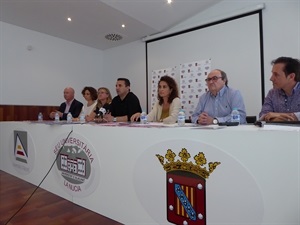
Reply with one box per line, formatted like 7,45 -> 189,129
151,67 -> 176,108
180,59 -> 211,120
52,132 -> 100,197
150,59 -> 211,120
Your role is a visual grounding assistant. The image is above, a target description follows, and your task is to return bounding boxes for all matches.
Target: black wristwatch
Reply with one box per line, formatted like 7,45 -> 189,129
213,118 -> 218,125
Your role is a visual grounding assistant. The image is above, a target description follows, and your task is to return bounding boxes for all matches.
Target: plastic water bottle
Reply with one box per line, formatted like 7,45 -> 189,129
79,111 -> 85,123
54,112 -> 60,122
231,108 -> 240,124
177,109 -> 185,126
140,111 -> 147,124
67,112 -> 72,123
38,112 -> 43,122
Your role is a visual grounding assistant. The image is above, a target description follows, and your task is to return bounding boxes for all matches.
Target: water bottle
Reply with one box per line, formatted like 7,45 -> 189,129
38,112 -> 43,122
177,109 -> 185,126
140,111 -> 147,124
67,112 -> 72,123
54,112 -> 60,122
231,108 -> 240,124
79,111 -> 85,123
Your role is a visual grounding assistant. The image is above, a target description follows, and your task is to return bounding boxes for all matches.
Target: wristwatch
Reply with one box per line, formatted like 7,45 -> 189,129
213,118 -> 218,125
113,117 -> 117,122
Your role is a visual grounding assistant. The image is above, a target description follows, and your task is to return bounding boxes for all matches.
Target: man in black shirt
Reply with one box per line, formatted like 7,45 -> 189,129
104,78 -> 142,122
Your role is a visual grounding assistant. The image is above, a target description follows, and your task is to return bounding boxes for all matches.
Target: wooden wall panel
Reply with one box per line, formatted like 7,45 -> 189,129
0,105 -> 58,121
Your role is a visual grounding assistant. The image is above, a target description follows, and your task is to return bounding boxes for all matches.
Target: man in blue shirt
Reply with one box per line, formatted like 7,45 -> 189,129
191,69 -> 246,125
259,57 -> 300,121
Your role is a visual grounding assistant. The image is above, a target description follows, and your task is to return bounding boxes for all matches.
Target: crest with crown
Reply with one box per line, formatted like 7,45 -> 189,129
156,148 -> 220,179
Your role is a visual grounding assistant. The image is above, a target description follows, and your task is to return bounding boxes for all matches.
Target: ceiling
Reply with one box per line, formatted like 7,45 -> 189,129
0,0 -> 222,50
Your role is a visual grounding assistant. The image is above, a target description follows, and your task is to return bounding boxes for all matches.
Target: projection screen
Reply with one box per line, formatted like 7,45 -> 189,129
146,10 -> 264,118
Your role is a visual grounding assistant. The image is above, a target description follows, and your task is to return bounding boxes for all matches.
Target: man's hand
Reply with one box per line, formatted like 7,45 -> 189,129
103,113 -> 113,122
197,112 -> 213,125
49,111 -> 62,119
130,112 -> 141,122
49,111 -> 56,119
264,112 -> 297,121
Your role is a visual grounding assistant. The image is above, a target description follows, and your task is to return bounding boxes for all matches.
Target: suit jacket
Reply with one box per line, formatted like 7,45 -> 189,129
58,99 -> 83,120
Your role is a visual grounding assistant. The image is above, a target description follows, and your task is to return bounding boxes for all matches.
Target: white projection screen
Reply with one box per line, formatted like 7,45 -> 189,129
146,11 -> 264,118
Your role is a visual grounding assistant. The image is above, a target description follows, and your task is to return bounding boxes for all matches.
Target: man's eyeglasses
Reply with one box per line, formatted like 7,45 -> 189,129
205,76 -> 222,82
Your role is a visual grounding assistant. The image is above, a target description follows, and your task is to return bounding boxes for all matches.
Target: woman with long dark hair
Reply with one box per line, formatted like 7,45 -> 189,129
131,76 -> 181,124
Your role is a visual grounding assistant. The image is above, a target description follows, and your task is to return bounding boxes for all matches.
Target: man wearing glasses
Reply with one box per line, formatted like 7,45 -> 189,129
191,69 -> 246,125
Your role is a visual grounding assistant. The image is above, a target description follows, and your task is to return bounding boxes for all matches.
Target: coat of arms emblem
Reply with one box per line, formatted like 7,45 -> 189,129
156,148 -> 220,225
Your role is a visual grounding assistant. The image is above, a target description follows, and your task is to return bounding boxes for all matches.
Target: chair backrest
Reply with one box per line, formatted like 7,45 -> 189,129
185,119 -> 192,123
246,116 -> 257,124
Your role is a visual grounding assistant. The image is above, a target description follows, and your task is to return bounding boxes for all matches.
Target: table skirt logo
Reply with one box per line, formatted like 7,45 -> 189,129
156,148 -> 220,225
14,130 -> 28,164
53,132 -> 100,197
11,130 -> 35,175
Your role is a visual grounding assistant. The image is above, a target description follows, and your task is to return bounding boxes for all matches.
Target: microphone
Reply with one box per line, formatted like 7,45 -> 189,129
98,107 -> 106,118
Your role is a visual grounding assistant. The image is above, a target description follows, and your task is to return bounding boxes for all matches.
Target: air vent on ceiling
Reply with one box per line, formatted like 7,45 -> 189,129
105,33 -> 123,41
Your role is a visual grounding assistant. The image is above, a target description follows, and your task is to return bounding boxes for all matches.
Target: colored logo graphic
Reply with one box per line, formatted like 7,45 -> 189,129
53,132 -> 100,197
14,131 -> 28,163
10,130 -> 35,175
57,145 -> 91,186
156,148 -> 220,225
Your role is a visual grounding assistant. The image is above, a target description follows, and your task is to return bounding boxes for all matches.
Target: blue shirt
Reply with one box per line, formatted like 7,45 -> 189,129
191,86 -> 247,124
259,82 -> 300,120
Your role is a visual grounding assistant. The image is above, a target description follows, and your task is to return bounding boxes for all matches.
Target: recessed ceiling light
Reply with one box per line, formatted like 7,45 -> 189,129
67,17 -> 72,22
121,24 -> 125,28
167,0 -> 172,4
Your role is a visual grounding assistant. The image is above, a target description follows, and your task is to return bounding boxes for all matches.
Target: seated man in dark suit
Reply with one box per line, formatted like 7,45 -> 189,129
49,87 -> 83,120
